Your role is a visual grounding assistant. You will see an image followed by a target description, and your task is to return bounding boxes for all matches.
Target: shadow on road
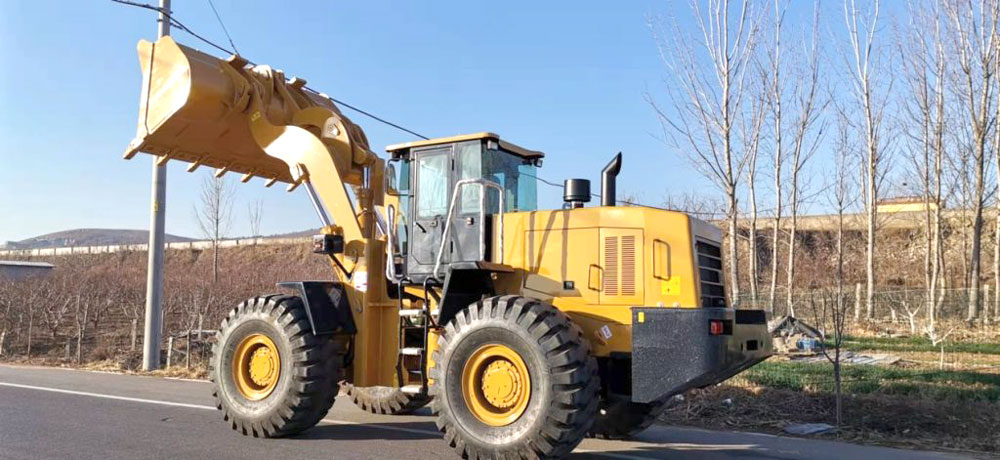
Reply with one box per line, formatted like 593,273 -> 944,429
572,446 -> 795,460
293,421 -> 441,441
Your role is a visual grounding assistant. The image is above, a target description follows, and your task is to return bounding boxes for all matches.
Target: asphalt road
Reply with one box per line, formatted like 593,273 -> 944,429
0,364 -> 972,460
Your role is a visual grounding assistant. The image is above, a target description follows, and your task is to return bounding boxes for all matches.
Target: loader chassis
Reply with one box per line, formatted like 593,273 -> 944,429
124,36 -> 772,459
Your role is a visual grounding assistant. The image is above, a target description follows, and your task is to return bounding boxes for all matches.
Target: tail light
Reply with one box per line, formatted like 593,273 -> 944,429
709,319 -> 732,335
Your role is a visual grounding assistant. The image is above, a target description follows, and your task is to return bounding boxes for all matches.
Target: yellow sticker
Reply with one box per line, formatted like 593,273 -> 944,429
661,277 -> 681,296
637,312 -> 645,323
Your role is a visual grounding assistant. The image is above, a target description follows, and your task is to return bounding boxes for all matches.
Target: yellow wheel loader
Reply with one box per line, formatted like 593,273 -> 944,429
124,36 -> 772,458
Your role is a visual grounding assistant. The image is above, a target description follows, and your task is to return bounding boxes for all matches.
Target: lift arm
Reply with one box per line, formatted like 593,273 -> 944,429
124,36 -> 384,244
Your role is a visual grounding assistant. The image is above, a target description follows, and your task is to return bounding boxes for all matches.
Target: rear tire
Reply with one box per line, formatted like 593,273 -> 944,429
430,295 -> 599,459
340,383 -> 429,415
211,295 -> 343,438
588,394 -> 665,439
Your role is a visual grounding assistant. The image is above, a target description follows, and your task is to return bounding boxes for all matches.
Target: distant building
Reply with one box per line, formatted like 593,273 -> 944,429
876,196 -> 940,214
0,261 -> 54,280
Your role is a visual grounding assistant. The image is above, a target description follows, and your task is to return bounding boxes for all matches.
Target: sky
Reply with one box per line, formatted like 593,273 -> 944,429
0,0 -> 845,243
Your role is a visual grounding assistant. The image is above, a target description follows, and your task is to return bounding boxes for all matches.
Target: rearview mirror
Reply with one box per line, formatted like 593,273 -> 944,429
385,158 -> 410,196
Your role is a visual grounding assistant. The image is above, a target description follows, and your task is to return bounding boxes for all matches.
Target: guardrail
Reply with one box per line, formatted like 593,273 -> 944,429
0,236 -> 310,258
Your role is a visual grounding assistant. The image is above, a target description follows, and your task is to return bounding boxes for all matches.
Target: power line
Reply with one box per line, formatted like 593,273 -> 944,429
110,1 -> 685,212
206,0 -> 239,55
110,0 -> 428,140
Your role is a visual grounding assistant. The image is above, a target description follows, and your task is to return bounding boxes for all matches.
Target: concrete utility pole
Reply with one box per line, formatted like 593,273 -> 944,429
142,0 -> 170,371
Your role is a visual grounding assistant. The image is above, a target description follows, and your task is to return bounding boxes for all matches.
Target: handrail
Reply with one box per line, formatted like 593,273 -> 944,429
432,179 -> 505,279
385,204 -> 400,281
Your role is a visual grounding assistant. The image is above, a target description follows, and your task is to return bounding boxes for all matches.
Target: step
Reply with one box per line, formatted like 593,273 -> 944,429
398,309 -> 425,317
400,385 -> 423,395
400,347 -> 423,356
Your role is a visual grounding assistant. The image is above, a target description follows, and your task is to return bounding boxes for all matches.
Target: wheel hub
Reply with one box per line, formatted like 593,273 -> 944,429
461,344 -> 531,427
248,346 -> 277,387
233,333 -> 281,401
480,359 -> 524,409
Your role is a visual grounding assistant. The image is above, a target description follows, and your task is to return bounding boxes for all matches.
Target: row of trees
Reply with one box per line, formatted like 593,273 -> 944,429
0,245 -> 328,364
653,0 -> 1000,323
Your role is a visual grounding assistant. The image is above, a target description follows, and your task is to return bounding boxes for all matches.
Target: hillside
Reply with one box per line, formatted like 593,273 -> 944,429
2,228 -> 194,250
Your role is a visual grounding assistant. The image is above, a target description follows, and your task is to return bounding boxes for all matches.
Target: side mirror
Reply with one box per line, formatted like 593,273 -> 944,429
385,158 -> 410,197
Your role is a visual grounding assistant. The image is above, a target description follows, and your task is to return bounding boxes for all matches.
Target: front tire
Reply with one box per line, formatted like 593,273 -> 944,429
211,295 -> 343,437
430,296 -> 599,459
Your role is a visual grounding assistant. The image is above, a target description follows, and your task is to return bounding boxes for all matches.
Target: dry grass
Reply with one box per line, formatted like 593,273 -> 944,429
148,365 -> 208,380
663,381 -> 1000,454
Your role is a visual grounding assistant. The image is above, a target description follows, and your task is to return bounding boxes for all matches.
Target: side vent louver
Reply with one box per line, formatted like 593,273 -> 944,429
621,235 -> 636,296
603,236 -> 618,295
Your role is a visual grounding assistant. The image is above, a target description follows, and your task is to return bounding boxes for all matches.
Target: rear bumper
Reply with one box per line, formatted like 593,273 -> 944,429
630,307 -> 772,403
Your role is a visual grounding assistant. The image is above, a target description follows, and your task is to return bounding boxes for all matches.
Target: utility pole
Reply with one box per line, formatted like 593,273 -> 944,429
142,0 -> 170,371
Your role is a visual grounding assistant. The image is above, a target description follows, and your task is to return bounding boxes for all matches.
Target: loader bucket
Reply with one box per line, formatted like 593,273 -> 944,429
124,36 -> 341,184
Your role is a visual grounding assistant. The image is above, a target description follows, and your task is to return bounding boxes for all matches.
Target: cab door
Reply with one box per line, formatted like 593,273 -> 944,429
407,147 -> 452,276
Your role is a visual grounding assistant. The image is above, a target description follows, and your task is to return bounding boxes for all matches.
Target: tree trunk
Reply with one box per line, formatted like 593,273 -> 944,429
76,325 -> 84,364
0,329 -> 5,356
727,186 -> 740,305
749,189 -> 759,306
769,221 -> 781,313
834,359 -> 842,427
197,314 -> 204,341
26,313 -> 33,359
854,283 -> 862,322
213,241 -> 220,284
866,198 -> 876,320
167,336 -> 174,368
995,212 -> 1000,322
786,208 -> 797,317
130,317 -> 138,352
969,203 -> 983,320
985,284 -> 992,325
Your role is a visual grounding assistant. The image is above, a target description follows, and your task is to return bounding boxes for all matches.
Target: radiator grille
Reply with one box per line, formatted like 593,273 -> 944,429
696,240 -> 727,307
603,236 -> 618,295
621,235 -> 636,296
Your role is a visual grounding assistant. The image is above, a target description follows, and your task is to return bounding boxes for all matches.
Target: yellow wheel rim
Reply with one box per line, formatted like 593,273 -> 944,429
233,333 -> 281,401
461,344 -> 531,427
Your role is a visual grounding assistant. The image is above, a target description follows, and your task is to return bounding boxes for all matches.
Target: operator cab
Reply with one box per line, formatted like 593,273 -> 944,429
386,133 -> 544,283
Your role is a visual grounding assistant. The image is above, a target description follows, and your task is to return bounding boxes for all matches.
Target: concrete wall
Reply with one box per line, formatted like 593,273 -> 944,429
0,237 -> 310,258
0,265 -> 54,280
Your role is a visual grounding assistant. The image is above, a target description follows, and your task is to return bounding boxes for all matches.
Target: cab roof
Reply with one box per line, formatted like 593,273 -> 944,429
385,132 -> 544,159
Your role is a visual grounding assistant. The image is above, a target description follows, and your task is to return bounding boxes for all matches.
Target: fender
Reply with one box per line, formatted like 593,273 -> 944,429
277,281 -> 356,335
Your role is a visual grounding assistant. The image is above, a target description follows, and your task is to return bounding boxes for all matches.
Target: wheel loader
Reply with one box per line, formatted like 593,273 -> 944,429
124,36 -> 772,458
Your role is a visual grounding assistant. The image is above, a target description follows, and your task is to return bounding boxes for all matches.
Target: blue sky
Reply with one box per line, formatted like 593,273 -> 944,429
0,1 -> 839,243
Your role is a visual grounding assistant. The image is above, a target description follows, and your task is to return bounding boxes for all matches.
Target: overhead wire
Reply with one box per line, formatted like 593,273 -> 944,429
206,0 -> 239,55
110,0 -> 693,213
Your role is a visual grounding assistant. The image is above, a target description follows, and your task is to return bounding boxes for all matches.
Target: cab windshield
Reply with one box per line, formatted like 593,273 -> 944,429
457,142 -> 538,214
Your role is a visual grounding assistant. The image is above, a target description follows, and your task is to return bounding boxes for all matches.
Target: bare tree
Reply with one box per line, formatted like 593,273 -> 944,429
900,1 -> 949,328
195,173 -> 236,284
765,0 -> 786,313
248,198 -> 264,244
743,86 -> 768,306
842,0 -> 892,320
820,108 -> 859,428
650,0 -> 763,304
784,2 -> 825,317
943,0 -> 999,321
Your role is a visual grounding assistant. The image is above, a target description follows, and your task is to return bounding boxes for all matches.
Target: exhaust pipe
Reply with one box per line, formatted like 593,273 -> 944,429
601,152 -> 622,207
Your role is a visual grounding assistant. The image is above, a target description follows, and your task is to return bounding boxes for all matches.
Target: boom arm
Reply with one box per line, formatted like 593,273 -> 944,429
124,36 -> 383,244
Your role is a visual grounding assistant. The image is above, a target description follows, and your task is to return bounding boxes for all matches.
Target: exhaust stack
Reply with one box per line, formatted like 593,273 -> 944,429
601,152 -> 622,207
